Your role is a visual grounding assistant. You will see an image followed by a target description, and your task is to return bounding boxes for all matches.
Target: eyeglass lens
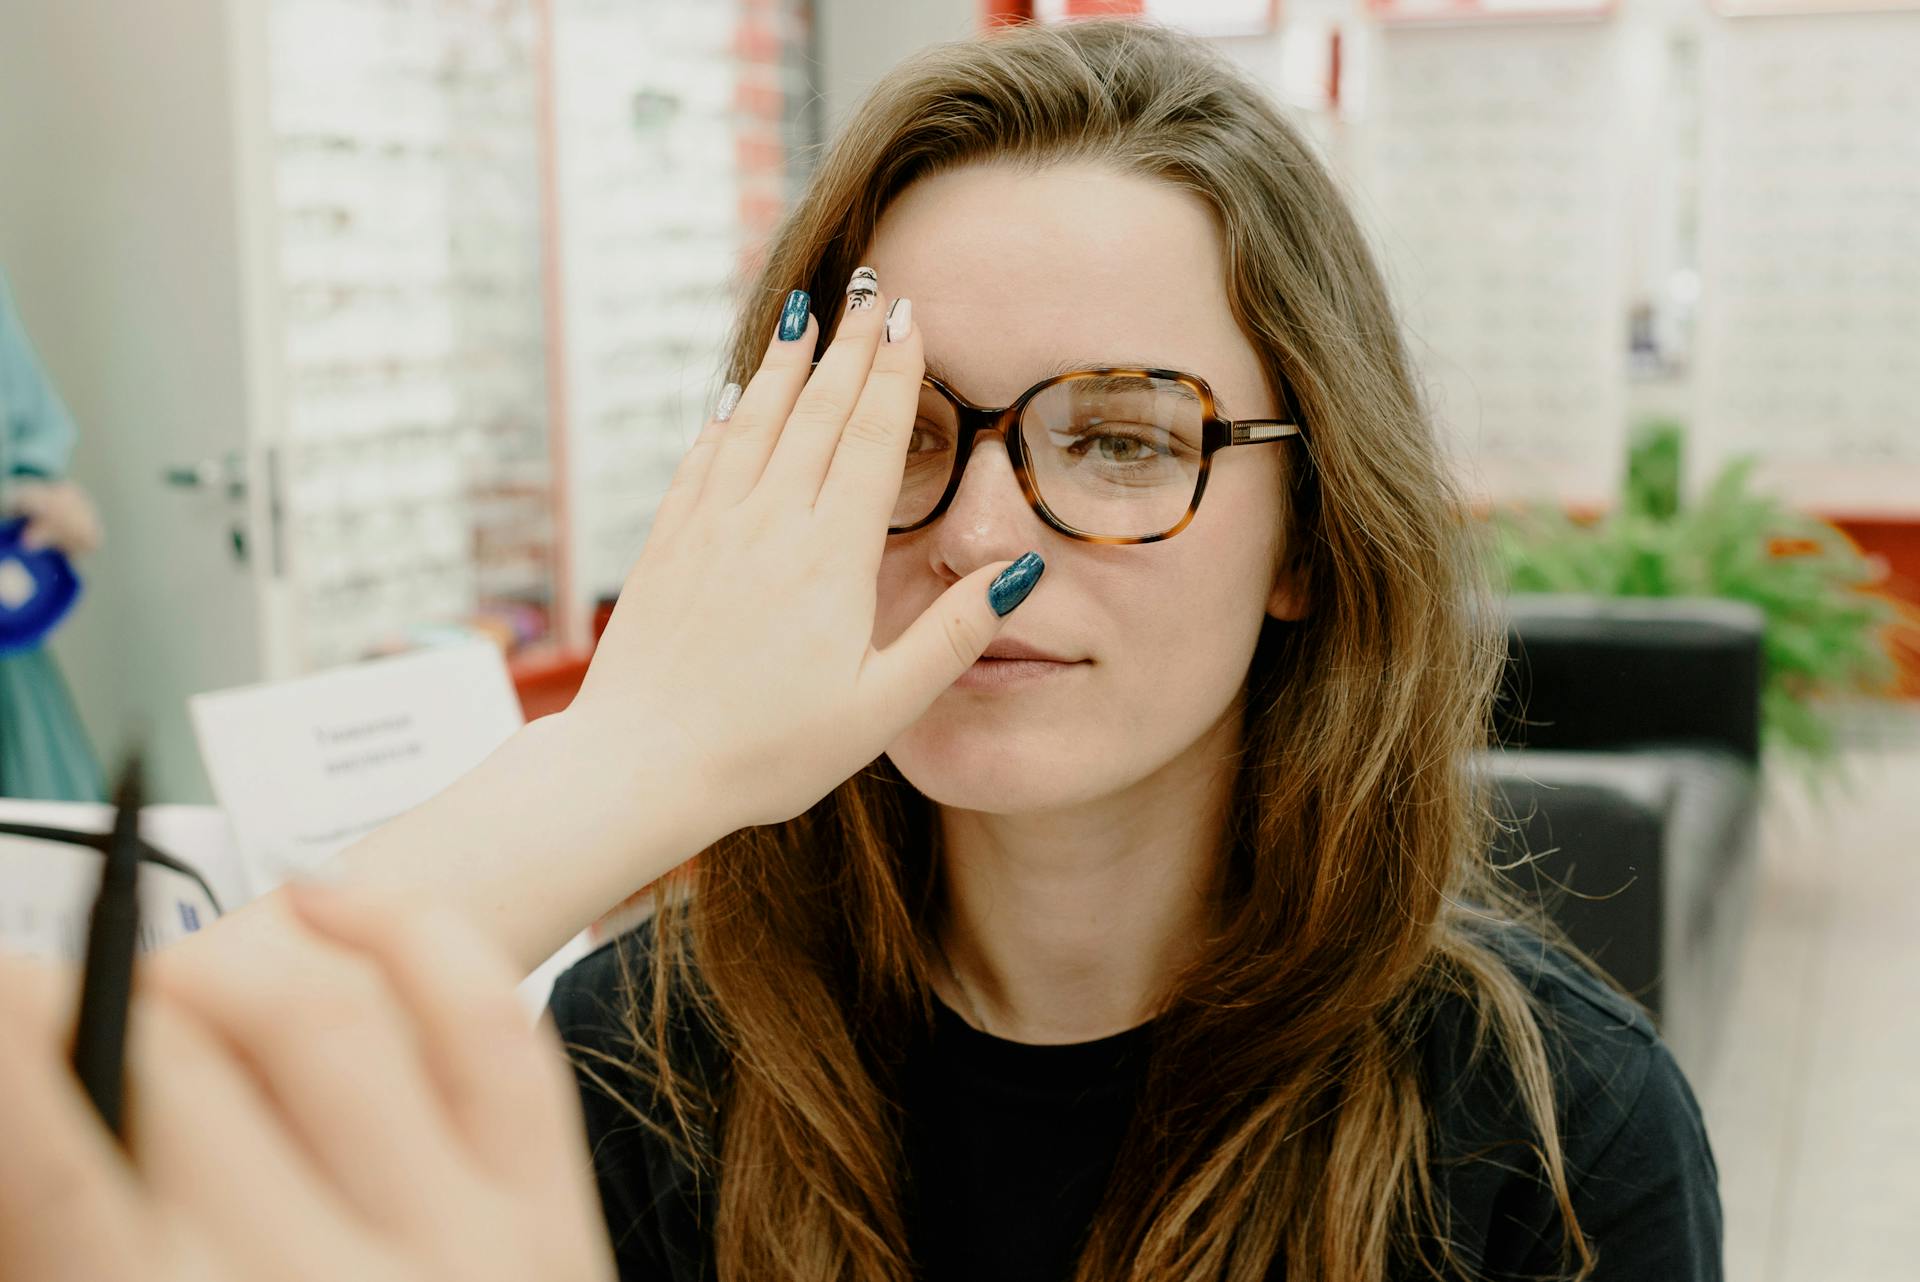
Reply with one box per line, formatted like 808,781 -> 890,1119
894,374 -> 1206,538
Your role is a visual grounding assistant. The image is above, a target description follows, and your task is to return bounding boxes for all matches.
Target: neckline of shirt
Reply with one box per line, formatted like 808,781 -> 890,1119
927,992 -> 1158,1088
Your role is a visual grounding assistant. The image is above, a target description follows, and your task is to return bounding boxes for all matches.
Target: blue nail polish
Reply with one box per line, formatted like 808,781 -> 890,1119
778,289 -> 810,342
988,552 -> 1045,617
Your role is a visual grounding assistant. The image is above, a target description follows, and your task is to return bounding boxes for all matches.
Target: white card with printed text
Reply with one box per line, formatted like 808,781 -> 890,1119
189,639 -> 525,896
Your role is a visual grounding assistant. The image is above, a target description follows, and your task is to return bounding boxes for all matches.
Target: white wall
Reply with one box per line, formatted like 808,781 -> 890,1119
814,0 -> 979,140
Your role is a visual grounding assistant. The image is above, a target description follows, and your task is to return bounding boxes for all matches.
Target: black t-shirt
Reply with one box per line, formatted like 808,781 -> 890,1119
545,919 -> 1722,1281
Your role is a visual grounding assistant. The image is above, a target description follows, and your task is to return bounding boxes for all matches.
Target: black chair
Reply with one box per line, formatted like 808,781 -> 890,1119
1478,593 -> 1766,1078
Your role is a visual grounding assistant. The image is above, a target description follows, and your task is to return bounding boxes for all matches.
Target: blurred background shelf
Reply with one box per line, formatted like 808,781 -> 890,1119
1,0 -> 1913,804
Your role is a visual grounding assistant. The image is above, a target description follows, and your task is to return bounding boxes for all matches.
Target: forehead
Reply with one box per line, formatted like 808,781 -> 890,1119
863,160 -> 1268,414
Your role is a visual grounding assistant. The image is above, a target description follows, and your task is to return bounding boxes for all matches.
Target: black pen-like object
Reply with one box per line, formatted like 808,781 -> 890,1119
70,750 -> 144,1142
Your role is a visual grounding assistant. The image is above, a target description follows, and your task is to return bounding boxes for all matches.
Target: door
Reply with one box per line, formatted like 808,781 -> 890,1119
0,0 -> 290,803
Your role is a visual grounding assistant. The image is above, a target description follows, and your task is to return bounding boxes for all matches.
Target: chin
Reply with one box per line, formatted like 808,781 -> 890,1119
884,727 -> 1115,815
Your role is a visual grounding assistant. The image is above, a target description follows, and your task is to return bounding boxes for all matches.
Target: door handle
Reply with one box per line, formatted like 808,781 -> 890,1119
162,453 -> 248,501
162,451 -> 252,565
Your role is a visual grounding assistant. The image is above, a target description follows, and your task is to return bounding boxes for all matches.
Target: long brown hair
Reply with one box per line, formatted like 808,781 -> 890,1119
570,17 -> 1603,1282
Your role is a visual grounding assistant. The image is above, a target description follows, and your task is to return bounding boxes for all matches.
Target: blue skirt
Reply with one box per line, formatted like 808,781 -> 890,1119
0,644 -> 103,801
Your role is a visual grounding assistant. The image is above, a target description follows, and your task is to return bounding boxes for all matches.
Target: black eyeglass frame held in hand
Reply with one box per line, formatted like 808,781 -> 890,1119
800,362 -> 1309,545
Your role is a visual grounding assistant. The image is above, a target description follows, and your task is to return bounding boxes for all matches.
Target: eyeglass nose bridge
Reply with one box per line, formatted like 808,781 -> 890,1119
942,397 -> 1028,471
896,380 -> 1077,540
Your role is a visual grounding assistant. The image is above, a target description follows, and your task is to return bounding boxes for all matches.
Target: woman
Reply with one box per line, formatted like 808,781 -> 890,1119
0,17 -> 1718,1282
0,265 -> 106,801
546,19 -> 1718,1282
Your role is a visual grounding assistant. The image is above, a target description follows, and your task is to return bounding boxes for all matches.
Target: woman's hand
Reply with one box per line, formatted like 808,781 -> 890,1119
0,882 -> 615,1282
176,268 -> 1051,979
5,479 -> 103,556
567,269 -> 1044,830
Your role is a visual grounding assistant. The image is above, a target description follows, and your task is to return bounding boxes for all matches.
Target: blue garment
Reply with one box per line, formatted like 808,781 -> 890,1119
0,267 -> 102,801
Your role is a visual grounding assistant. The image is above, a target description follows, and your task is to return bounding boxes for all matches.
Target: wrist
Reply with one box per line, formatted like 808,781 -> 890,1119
501,707 -> 735,921
318,711 -> 730,974
535,704 -> 732,836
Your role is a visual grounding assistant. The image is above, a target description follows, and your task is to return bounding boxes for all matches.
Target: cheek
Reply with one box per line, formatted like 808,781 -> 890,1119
1116,539 -> 1270,685
1113,575 -> 1227,692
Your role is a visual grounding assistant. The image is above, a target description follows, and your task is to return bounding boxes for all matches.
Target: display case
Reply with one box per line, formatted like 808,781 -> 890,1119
0,0 -> 813,799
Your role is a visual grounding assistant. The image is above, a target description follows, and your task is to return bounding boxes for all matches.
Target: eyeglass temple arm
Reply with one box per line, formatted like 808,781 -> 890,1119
1229,420 -> 1303,445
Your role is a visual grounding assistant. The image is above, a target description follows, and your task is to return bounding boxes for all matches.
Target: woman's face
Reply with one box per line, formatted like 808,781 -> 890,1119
866,159 -> 1305,814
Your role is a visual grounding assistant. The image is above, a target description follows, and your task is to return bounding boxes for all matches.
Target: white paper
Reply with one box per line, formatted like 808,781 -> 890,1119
0,781 -> 585,1019
0,823 -> 224,963
189,639 -> 525,894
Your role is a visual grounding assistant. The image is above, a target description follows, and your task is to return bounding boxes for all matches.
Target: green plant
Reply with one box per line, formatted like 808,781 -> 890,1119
1490,418 -> 1908,784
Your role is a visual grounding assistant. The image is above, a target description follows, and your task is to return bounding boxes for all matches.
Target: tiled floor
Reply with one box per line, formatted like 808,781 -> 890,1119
1696,705 -> 1920,1282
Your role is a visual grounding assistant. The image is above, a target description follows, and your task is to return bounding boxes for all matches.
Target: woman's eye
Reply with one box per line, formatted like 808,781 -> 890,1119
1085,432 -> 1163,463
1044,425 -> 1170,462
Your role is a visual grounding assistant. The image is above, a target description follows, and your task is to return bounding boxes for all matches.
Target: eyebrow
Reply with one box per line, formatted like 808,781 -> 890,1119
922,356 -> 1237,417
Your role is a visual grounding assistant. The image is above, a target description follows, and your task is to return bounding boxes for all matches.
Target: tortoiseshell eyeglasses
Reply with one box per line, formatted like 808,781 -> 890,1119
886,365 -> 1307,544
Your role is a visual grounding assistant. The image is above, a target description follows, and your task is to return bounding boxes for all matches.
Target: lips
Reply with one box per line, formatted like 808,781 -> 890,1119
979,640 -> 1077,663
953,654 -> 1087,691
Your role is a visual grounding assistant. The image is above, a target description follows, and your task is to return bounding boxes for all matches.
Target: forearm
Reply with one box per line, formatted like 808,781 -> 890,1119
181,710 -> 731,976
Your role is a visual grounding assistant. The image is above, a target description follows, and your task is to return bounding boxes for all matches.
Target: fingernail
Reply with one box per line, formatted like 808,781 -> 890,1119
712,382 -> 742,422
778,289 -> 810,341
885,297 -> 912,343
846,266 -> 878,311
988,552 -> 1045,617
